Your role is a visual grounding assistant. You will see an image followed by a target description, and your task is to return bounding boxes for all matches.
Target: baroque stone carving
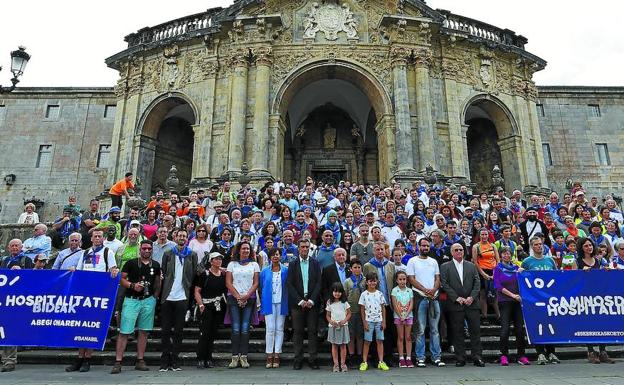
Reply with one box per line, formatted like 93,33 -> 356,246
253,46 -> 273,66
303,2 -> 359,41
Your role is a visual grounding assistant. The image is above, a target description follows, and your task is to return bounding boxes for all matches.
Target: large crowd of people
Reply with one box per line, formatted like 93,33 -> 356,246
2,174 -> 623,374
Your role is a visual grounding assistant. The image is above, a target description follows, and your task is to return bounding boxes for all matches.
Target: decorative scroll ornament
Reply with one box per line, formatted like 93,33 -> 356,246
303,2 -> 359,41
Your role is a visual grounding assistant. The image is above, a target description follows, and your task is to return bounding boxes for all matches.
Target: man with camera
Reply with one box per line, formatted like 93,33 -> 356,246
111,240 -> 161,374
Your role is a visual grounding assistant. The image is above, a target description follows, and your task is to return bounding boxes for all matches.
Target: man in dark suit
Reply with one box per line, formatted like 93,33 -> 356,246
321,247 -> 352,303
440,243 -> 484,367
286,238 -> 322,370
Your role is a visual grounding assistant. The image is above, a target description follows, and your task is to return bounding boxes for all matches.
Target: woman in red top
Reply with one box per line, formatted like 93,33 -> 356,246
472,228 -> 501,323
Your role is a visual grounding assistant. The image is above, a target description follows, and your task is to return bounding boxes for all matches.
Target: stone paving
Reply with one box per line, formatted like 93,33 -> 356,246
1,360 -> 623,385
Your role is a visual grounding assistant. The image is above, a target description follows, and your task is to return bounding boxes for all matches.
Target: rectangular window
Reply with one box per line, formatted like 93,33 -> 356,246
542,143 -> 553,166
45,104 -> 60,119
36,145 -> 53,168
588,104 -> 601,118
596,143 -> 611,166
104,104 -> 116,119
97,144 -> 111,168
536,104 -> 545,117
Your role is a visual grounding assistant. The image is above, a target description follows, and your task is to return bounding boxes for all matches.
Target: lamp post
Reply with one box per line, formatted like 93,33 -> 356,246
0,46 -> 31,94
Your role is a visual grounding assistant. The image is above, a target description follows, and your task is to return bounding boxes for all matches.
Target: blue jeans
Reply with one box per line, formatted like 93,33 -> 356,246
415,297 -> 442,360
227,295 -> 255,355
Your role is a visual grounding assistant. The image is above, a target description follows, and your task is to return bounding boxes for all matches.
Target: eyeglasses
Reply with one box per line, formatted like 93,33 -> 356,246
452,249 -> 463,252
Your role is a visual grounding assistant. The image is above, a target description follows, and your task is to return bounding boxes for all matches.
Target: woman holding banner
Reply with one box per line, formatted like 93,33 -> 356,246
493,246 -> 529,366
576,237 -> 615,364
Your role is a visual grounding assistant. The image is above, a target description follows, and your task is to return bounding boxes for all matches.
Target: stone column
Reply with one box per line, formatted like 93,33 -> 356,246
227,49 -> 249,175
250,46 -> 273,179
390,46 -> 416,176
414,48 -> 436,170
461,124 -> 471,177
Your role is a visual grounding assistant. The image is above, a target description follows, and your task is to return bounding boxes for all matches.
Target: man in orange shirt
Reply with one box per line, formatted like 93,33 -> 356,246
109,173 -> 134,209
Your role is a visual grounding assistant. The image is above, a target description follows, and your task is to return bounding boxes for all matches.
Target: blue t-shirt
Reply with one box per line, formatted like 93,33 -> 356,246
521,255 -> 557,271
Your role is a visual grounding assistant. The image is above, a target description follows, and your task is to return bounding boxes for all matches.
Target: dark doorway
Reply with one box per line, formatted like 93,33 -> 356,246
466,118 -> 502,192
152,117 -> 194,194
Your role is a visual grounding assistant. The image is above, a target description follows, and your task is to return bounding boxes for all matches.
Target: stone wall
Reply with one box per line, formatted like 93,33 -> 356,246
537,86 -> 624,197
0,88 -> 116,223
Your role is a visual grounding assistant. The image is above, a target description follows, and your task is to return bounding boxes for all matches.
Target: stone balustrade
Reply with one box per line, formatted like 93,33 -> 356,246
439,10 -> 528,49
125,8 -> 221,48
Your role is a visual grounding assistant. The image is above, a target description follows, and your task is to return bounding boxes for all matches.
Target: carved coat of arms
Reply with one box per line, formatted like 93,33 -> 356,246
303,2 -> 358,41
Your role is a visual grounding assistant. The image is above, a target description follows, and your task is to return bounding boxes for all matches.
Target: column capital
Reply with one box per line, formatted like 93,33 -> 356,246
389,46 -> 411,67
229,48 -> 250,68
413,47 -> 432,68
253,46 -> 273,67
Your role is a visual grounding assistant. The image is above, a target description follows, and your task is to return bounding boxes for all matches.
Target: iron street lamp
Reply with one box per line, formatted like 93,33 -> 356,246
0,46 -> 31,93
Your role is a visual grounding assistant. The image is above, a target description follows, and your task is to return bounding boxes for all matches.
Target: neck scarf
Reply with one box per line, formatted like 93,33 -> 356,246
350,273 -> 364,290
319,243 -> 337,252
406,242 -> 418,256
370,257 -> 388,270
325,221 -> 341,243
8,252 -> 26,267
173,246 -> 191,265
590,234 -> 605,245
552,242 -> 567,255
84,245 -> 104,266
498,261 -> 518,275
219,240 -> 233,251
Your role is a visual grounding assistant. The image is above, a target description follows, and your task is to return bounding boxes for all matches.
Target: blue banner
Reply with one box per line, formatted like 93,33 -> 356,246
518,270 -> 624,344
0,270 -> 119,350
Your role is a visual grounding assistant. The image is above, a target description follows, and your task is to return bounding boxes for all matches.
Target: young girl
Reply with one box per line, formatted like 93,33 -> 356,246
391,271 -> 414,368
561,238 -> 578,270
391,247 -> 407,272
326,282 -> 352,373
358,272 -> 389,371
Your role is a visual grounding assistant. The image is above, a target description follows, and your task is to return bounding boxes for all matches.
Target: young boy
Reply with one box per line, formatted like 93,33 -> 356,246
561,238 -> 578,270
550,232 -> 568,268
358,272 -> 389,371
344,259 -> 365,367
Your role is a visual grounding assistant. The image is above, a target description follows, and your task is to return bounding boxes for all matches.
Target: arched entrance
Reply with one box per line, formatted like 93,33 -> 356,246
136,94 -> 196,196
274,61 -> 393,185
464,96 -> 521,193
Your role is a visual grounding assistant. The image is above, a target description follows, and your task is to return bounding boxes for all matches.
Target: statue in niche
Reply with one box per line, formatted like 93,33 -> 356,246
295,124 -> 306,137
351,124 -> 361,138
323,123 -> 337,149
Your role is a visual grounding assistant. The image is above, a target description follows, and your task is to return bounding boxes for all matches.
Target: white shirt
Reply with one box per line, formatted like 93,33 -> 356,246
76,246 -> 116,272
406,256 -> 440,296
271,270 -> 282,304
358,290 -> 386,322
227,261 -> 260,295
452,258 -> 464,285
381,224 -> 403,247
167,256 -> 187,301
104,238 -> 124,254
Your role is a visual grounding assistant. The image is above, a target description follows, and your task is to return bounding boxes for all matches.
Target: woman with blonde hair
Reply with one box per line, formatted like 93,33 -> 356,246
18,203 -> 39,224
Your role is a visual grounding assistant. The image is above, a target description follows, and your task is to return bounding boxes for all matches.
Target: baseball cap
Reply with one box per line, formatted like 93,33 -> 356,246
109,206 -> 121,213
130,220 -> 141,226
208,252 -> 224,261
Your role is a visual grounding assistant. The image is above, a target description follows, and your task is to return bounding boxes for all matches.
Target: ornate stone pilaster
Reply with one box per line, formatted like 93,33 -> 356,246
250,46 -> 273,180
389,46 -> 416,177
413,47 -> 436,170
227,49 -> 249,176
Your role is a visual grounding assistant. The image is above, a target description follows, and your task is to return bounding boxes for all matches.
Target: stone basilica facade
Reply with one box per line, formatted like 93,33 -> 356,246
1,0 -> 623,221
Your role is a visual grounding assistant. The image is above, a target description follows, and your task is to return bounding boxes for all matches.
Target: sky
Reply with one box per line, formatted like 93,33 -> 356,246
0,0 -> 621,87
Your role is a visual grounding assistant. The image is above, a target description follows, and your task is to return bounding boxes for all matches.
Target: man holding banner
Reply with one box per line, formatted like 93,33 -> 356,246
1,239 -> 34,372
111,239 -> 161,374
65,229 -> 119,373
520,236 -> 560,365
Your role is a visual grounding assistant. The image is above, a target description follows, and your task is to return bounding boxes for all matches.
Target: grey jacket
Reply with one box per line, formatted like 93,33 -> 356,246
440,259 -> 480,312
160,248 -> 198,303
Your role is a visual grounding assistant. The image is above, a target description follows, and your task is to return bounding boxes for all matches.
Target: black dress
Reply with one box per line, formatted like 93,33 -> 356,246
194,270 -> 227,362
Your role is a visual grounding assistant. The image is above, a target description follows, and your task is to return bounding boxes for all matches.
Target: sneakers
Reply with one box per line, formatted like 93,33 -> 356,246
171,364 -> 182,371
228,355 -> 240,369
433,359 -> 446,367
406,357 -> 414,368
548,353 -> 560,364
377,361 -> 390,371
359,362 -> 368,371
599,351 -> 615,364
398,358 -> 407,368
239,355 -> 250,369
341,363 -> 348,372
135,359 -> 149,371
185,309 -> 191,323
333,364 -> 340,372
1,363 -> 15,373
111,362 -> 122,374
159,365 -> 169,372
500,355 -> 509,366
517,356 -> 530,365
536,354 -> 548,365
417,359 -> 426,368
